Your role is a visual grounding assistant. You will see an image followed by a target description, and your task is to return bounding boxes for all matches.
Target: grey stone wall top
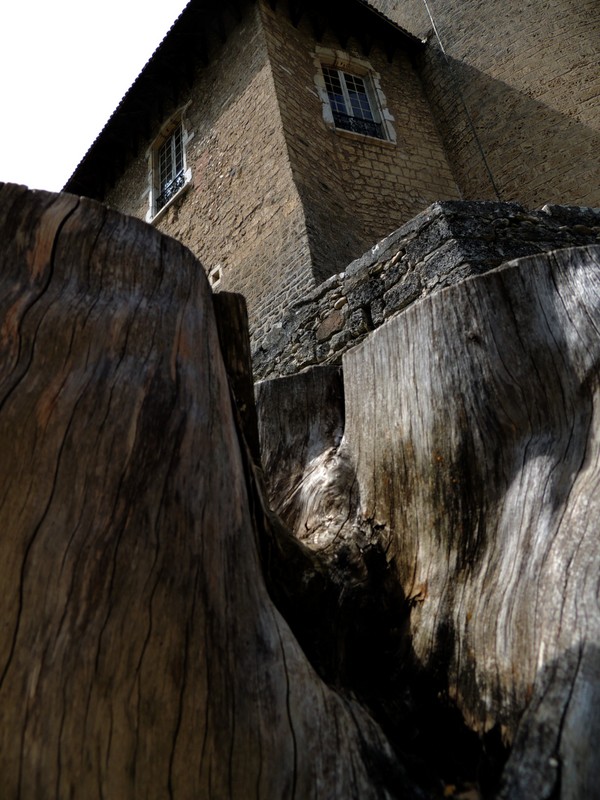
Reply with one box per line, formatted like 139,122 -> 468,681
252,201 -> 600,380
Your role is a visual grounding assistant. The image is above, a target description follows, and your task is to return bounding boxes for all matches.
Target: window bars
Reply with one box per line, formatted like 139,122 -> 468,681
322,66 -> 384,139
156,125 -> 185,212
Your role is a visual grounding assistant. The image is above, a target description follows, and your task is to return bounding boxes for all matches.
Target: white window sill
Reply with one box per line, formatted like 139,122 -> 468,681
331,126 -> 397,147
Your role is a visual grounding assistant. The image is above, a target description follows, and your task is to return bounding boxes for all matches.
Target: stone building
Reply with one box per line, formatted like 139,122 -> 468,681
64,0 -> 461,345
65,0 -> 600,352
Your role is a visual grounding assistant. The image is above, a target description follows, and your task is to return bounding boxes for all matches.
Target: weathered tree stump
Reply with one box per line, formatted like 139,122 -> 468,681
344,245 -> 600,799
258,245 -> 600,799
0,183 -> 414,799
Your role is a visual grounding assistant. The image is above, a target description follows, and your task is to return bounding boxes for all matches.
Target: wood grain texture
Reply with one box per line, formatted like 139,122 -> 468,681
256,366 -> 356,551
257,245 -> 600,797
212,292 -> 261,464
0,183 -> 415,799
340,245 -> 600,798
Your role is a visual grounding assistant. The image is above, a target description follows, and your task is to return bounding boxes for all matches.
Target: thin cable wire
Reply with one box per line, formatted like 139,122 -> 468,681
421,0 -> 502,201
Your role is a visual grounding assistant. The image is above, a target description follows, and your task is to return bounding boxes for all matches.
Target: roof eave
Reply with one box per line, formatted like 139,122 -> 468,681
63,0 -> 425,198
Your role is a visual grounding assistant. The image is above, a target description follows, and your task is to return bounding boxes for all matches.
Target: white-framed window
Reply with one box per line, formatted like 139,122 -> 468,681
314,48 -> 396,143
156,124 -> 185,210
322,65 -> 384,139
145,111 -> 193,222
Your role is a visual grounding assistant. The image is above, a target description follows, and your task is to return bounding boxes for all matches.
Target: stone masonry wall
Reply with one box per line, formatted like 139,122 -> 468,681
102,0 -> 599,354
104,2 -> 315,344
260,3 -> 461,284
369,0 -> 600,209
252,202 -> 600,380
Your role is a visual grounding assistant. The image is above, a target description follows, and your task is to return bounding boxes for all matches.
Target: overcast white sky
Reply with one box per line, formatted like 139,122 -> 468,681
0,0 -> 189,193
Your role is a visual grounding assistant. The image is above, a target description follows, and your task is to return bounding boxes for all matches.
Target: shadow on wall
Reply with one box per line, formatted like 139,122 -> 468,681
418,47 -> 600,208
304,206 -> 368,285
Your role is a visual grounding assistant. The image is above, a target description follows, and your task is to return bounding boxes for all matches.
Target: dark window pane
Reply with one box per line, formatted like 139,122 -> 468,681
155,123 -> 186,212
321,64 -> 385,139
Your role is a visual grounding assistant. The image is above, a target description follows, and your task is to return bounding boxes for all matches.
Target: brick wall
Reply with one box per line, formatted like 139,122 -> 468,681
369,0 -> 600,208
260,3 -> 460,283
104,2 -> 316,344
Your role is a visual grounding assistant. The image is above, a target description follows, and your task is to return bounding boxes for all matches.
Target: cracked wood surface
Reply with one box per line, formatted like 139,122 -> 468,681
258,245 -> 600,798
343,245 -> 600,798
0,183 -> 413,799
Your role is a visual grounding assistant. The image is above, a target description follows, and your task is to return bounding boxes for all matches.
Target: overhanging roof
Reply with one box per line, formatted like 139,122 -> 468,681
64,0 -> 422,199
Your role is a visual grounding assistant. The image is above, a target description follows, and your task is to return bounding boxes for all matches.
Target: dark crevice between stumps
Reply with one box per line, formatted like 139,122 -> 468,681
316,542 -> 510,798
218,303 -> 510,795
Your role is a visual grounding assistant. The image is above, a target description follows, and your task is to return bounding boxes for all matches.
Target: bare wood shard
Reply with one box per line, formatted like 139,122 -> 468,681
212,291 -> 261,464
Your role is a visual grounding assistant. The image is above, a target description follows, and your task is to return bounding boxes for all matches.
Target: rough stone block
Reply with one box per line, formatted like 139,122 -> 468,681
348,308 -> 371,336
382,275 -> 422,317
346,274 -> 385,310
316,309 -> 346,342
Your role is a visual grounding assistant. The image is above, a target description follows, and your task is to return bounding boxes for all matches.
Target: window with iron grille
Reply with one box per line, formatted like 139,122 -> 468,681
155,124 -> 186,213
322,65 -> 385,140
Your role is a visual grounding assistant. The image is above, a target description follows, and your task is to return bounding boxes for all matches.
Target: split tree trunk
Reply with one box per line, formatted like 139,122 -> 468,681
258,244 -> 600,799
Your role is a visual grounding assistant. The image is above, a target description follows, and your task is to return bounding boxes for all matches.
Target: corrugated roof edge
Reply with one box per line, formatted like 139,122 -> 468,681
63,0 -> 424,195
355,0 -> 424,45
63,1 -> 192,193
